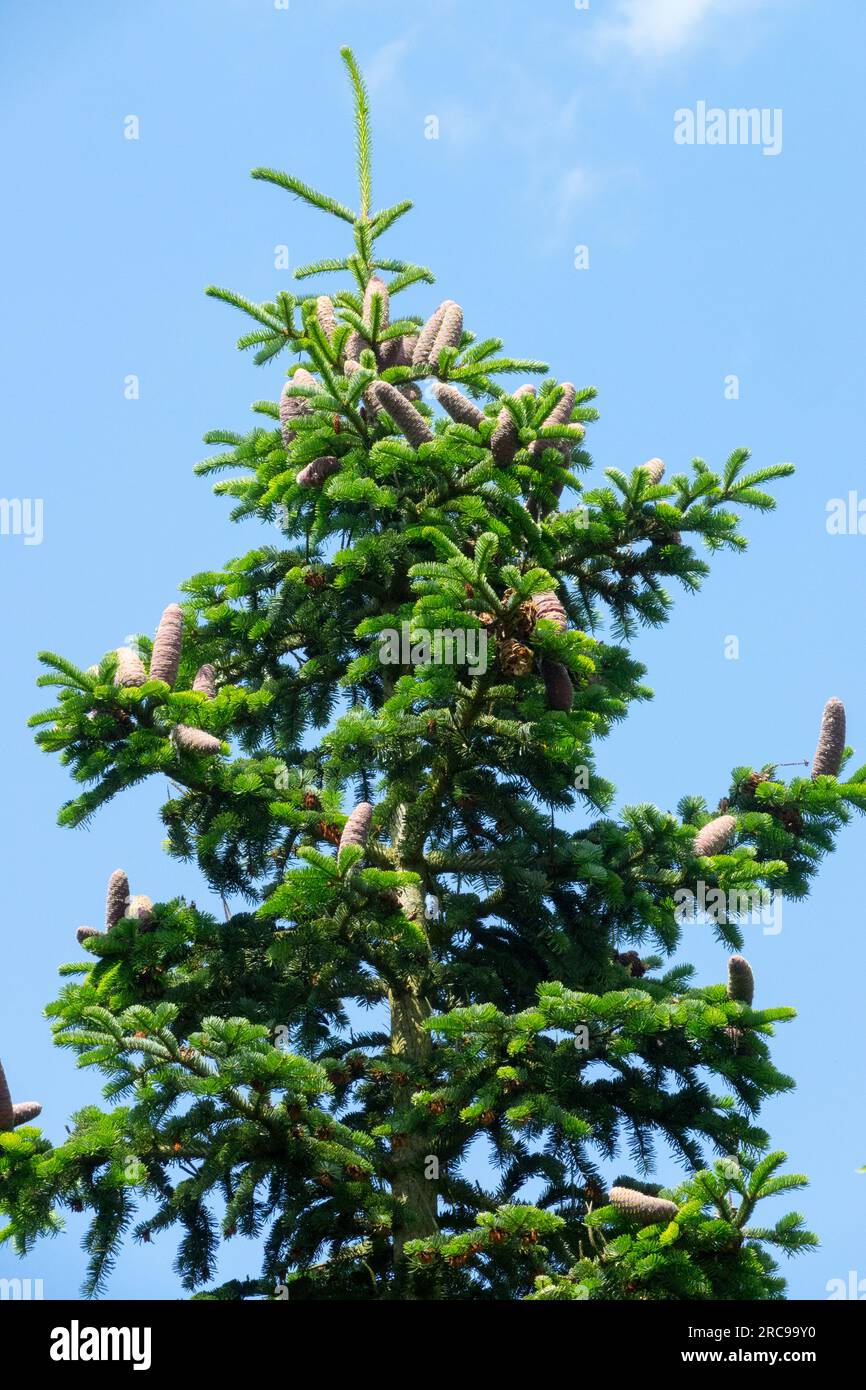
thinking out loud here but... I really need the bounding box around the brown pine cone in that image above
[11,1101,41,1127]
[296,455,341,487]
[490,384,536,465]
[106,869,130,930]
[149,604,184,686]
[498,638,534,677]
[542,659,573,711]
[530,590,568,632]
[412,302,452,366]
[127,894,155,932]
[529,382,576,460]
[432,382,484,429]
[490,409,519,465]
[693,814,737,857]
[315,295,337,342]
[338,801,373,854]
[608,1186,678,1225]
[279,368,315,449]
[192,664,216,699]
[172,725,222,756]
[740,770,770,796]
[0,1059,41,1132]
[614,949,647,978]
[371,382,433,448]
[429,302,463,362]
[344,330,369,362]
[114,647,147,688]
[812,697,846,779]
[727,954,754,1005]
[640,458,665,485]
[362,276,390,333]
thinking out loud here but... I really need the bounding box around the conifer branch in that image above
[251,167,356,225]
[340,47,373,220]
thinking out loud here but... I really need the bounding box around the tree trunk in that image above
[389,866,438,1280]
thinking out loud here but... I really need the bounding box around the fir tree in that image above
[4,49,863,1301]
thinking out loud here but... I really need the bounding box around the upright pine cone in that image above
[395,334,418,365]
[114,647,147,688]
[432,382,484,429]
[339,801,373,855]
[641,457,665,485]
[371,382,433,448]
[315,295,337,342]
[149,603,183,686]
[106,869,130,930]
[173,725,222,755]
[192,664,216,699]
[727,954,754,1006]
[296,456,341,487]
[490,409,518,465]
[429,302,463,362]
[530,590,568,632]
[0,1059,42,1132]
[542,659,573,711]
[812,697,846,779]
[693,814,736,857]
[128,894,155,932]
[382,335,421,395]
[279,368,315,449]
[608,1186,678,1226]
[490,384,536,465]
[76,925,102,944]
[530,382,577,459]
[362,275,390,333]
[376,336,401,370]
[344,330,370,362]
[412,301,452,366]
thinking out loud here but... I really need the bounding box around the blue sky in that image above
[1,0,865,1299]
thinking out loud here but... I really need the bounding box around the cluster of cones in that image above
[605,952,754,1221]
[692,698,847,858]
[283,279,460,478]
[3,872,164,1134]
[282,280,582,506]
[76,868,153,944]
[280,283,685,721]
[114,603,221,755]
[492,587,573,711]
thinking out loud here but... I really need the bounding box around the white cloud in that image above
[555,166,594,214]
[599,0,765,58]
[365,36,413,94]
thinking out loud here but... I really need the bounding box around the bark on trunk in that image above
[389,842,438,1279]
